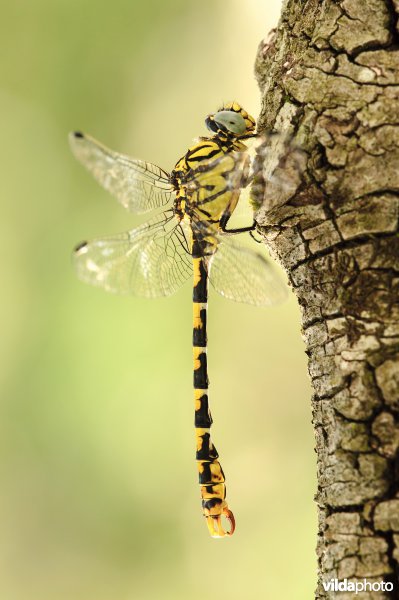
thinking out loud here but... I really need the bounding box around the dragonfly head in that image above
[206,102,256,139]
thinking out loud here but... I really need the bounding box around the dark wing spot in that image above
[74,240,88,252]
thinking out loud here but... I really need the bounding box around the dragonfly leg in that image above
[249,229,263,244]
[219,216,256,234]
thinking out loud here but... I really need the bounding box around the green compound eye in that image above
[213,110,247,135]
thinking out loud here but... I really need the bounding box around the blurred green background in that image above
[0,1,316,598]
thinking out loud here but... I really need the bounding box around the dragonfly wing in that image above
[73,210,192,297]
[206,233,288,307]
[69,132,175,214]
[246,132,307,212]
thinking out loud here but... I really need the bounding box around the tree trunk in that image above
[254,0,399,597]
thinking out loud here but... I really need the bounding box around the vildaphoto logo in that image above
[322,578,393,594]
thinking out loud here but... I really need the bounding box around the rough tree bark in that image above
[254,0,399,597]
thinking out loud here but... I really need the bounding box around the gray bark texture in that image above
[254,0,399,597]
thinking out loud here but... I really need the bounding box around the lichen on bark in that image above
[255,0,399,597]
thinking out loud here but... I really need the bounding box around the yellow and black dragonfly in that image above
[70,102,287,538]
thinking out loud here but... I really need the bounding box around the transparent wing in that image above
[69,132,175,214]
[73,210,192,297]
[247,132,307,212]
[206,232,288,307]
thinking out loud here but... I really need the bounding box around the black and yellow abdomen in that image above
[192,247,235,537]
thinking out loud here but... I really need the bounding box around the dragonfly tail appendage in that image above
[192,253,235,538]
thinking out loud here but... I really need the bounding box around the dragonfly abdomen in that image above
[192,249,235,537]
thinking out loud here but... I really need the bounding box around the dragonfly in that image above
[70,102,288,538]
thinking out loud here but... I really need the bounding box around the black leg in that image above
[249,229,263,244]
[220,215,256,234]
